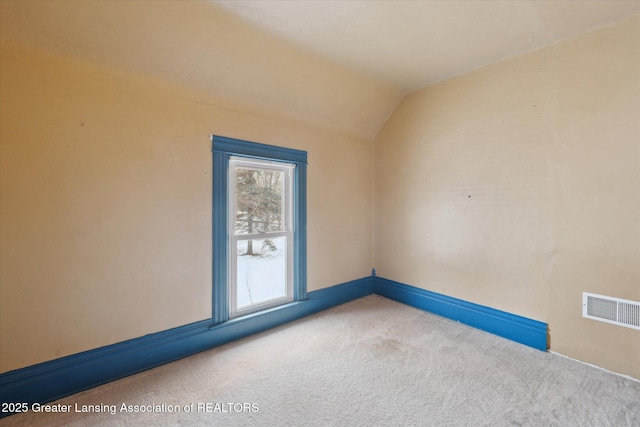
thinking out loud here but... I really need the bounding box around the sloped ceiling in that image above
[215,0,640,90]
[2,1,639,140]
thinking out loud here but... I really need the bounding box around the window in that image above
[212,136,307,323]
[229,158,294,316]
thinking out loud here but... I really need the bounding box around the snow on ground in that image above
[236,237,287,308]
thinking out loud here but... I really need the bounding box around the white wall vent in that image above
[583,293,640,331]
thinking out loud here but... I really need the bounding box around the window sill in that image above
[209,300,306,330]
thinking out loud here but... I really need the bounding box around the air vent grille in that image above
[583,293,640,330]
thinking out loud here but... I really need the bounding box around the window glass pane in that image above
[236,236,287,309]
[234,168,284,235]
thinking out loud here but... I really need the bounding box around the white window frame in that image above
[228,157,295,317]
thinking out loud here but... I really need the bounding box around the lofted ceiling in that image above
[213,0,640,90]
[2,1,639,140]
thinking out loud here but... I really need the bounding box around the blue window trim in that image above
[212,135,307,324]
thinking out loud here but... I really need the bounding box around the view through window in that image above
[229,158,294,315]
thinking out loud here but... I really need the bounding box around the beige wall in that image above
[0,40,374,373]
[374,16,639,378]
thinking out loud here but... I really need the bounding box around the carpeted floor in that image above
[4,295,640,426]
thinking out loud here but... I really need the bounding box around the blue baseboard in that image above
[0,276,373,417]
[1,274,548,418]
[374,277,548,351]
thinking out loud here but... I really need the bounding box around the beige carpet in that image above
[4,295,640,426]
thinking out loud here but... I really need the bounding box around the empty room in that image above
[1,1,638,425]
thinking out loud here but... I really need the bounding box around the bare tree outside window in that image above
[235,168,284,256]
